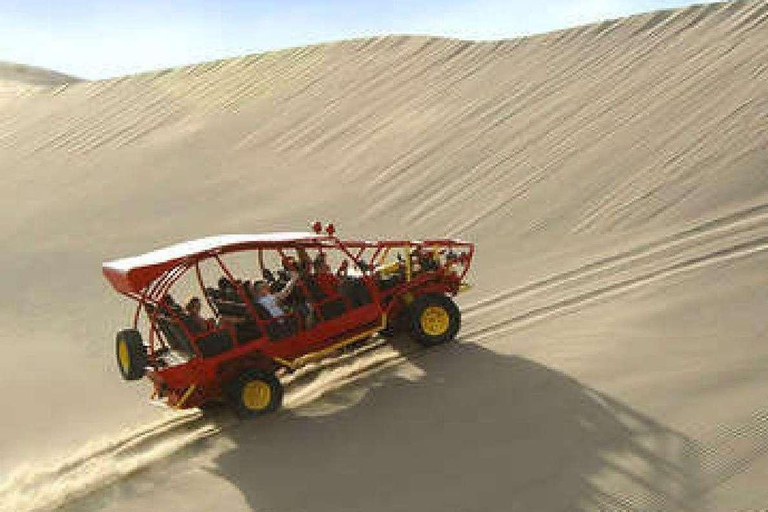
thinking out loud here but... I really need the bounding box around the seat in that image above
[249,299,298,341]
[319,297,346,321]
[303,277,327,303]
[195,330,234,358]
[340,278,372,307]
[378,275,401,291]
[180,314,205,335]
[214,299,247,317]
[155,316,195,355]
[235,321,263,343]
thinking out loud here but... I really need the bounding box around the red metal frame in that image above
[104,227,474,409]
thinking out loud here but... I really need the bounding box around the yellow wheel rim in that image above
[420,306,450,336]
[242,380,272,411]
[118,340,131,373]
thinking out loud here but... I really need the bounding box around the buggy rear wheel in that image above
[116,329,147,381]
[408,294,461,347]
[227,370,283,418]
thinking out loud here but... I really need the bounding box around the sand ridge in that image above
[0,62,79,109]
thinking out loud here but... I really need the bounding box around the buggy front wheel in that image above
[408,294,461,347]
[227,370,284,418]
[116,329,147,381]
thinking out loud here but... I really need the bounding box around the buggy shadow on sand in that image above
[205,341,706,512]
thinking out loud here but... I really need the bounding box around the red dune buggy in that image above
[102,222,474,417]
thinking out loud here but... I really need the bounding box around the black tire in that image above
[226,370,284,418]
[408,294,461,347]
[116,329,147,381]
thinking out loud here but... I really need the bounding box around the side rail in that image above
[336,239,474,290]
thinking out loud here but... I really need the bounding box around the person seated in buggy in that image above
[250,271,299,318]
[312,254,340,297]
[275,256,316,324]
[246,272,306,337]
[185,297,213,332]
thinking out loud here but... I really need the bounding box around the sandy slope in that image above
[0,62,79,109]
[0,62,78,86]
[1,0,768,510]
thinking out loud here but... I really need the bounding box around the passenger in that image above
[297,248,313,276]
[282,256,297,273]
[217,276,231,293]
[253,270,300,318]
[313,256,340,297]
[251,271,309,334]
[161,294,181,313]
[218,276,239,302]
[280,256,316,323]
[416,248,440,272]
[185,297,212,331]
[308,256,348,322]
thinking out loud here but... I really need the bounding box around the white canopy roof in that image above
[103,232,321,272]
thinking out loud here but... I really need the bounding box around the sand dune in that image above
[0,62,78,86]
[2,0,768,510]
[0,62,79,109]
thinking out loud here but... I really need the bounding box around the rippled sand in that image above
[2,1,768,510]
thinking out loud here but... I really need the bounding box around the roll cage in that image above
[103,227,474,375]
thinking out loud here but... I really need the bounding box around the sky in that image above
[0,0,720,80]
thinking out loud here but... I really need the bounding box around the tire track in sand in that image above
[0,340,396,512]
[464,200,768,317]
[464,233,768,342]
[0,412,220,512]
